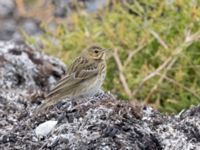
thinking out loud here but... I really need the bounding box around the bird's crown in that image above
[85,45,106,60]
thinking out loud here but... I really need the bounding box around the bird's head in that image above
[84,45,106,60]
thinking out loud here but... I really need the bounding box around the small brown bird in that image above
[35,45,107,114]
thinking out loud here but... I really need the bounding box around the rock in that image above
[52,0,70,18]
[0,41,65,93]
[22,19,42,36]
[0,41,66,147]
[0,41,200,150]
[0,0,108,41]
[0,0,16,18]
[35,120,58,137]
[84,0,108,12]
[0,19,17,41]
[0,2,42,41]
[0,18,42,41]
[54,6,67,18]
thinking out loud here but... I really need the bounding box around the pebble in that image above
[35,120,58,137]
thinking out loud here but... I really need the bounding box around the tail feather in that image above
[33,95,58,116]
[33,89,71,117]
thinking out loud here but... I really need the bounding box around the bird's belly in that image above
[78,75,104,97]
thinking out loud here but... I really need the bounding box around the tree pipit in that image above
[34,45,107,115]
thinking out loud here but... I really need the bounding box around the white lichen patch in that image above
[35,120,58,137]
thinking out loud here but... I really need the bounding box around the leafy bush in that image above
[25,0,200,113]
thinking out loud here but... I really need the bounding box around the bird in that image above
[34,45,107,115]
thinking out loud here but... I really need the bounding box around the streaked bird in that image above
[34,45,107,115]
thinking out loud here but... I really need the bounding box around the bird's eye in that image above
[94,50,99,53]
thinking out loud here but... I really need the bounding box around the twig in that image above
[124,43,146,66]
[132,30,200,99]
[158,73,200,100]
[113,48,132,98]
[132,56,172,97]
[143,30,200,103]
[144,56,177,103]
[149,30,169,50]
[16,0,26,16]
[185,30,200,44]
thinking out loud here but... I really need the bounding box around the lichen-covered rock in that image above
[0,41,66,145]
[0,41,65,91]
[0,41,200,150]
[0,0,15,18]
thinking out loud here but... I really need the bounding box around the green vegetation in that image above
[25,0,200,113]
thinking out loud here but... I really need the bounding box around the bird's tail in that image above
[33,95,58,117]
[32,89,71,117]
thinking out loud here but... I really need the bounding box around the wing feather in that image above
[46,57,99,99]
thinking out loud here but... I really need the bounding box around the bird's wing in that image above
[67,56,88,75]
[46,58,99,99]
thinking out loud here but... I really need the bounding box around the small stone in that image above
[0,0,15,18]
[35,120,58,137]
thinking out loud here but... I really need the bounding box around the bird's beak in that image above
[104,48,110,53]
[99,48,109,60]
[102,52,106,60]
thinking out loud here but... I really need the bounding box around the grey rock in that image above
[0,0,16,18]
[0,19,17,40]
[22,19,42,35]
